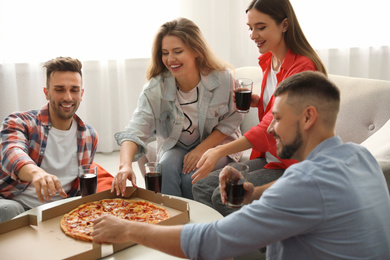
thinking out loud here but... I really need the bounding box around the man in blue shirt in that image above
[93,71,390,259]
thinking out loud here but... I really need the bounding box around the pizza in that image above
[60,199,170,242]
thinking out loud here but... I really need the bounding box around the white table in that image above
[19,196,223,259]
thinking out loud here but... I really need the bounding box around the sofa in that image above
[236,66,390,192]
[138,66,390,192]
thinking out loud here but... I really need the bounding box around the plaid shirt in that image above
[0,103,98,199]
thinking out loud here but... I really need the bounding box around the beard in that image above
[277,124,303,160]
[50,100,78,120]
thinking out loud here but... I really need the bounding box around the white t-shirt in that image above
[263,60,280,111]
[264,60,281,164]
[176,86,200,150]
[13,119,78,208]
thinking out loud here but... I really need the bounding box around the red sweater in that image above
[243,49,316,169]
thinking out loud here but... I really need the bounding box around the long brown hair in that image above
[247,0,327,75]
[146,17,231,80]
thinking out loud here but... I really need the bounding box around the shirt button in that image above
[368,124,375,131]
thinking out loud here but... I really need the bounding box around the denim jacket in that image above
[115,69,243,162]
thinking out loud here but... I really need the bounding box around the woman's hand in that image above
[250,93,260,108]
[182,147,204,174]
[192,147,221,183]
[111,165,137,197]
[233,91,260,108]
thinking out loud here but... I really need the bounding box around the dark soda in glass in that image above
[226,178,246,207]
[79,173,97,197]
[145,172,162,193]
[235,88,251,112]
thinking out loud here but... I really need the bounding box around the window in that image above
[292,0,388,49]
[0,0,179,63]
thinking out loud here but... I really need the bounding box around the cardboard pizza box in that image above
[0,187,190,260]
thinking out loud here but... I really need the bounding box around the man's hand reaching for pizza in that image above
[92,214,187,258]
[93,215,133,244]
[18,164,67,202]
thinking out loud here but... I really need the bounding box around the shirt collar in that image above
[258,49,298,72]
[306,136,343,161]
[162,71,219,101]
[37,103,51,127]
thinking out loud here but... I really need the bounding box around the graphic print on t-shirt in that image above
[182,113,195,135]
[177,86,200,150]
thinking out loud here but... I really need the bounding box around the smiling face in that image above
[44,71,84,130]
[247,8,288,55]
[268,94,304,161]
[161,35,199,82]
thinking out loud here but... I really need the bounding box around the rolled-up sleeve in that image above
[1,114,36,177]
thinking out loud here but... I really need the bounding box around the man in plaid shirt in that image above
[0,57,99,222]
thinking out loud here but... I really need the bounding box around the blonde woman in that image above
[112,18,243,199]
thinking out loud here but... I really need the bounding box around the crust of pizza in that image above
[60,199,170,242]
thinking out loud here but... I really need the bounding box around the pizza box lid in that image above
[0,187,190,260]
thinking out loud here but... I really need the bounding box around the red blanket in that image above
[93,163,114,192]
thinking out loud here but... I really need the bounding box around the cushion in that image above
[330,74,390,144]
[93,162,114,192]
[361,119,390,172]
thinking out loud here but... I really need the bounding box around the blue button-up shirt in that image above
[181,136,390,259]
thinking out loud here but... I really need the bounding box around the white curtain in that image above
[1,0,389,153]
[0,59,150,152]
[317,46,390,81]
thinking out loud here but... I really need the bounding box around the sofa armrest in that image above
[361,119,390,192]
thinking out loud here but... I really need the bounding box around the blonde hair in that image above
[146,17,231,80]
[247,0,327,75]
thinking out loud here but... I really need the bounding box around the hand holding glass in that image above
[224,163,249,208]
[78,164,97,197]
[234,78,253,113]
[144,162,162,193]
